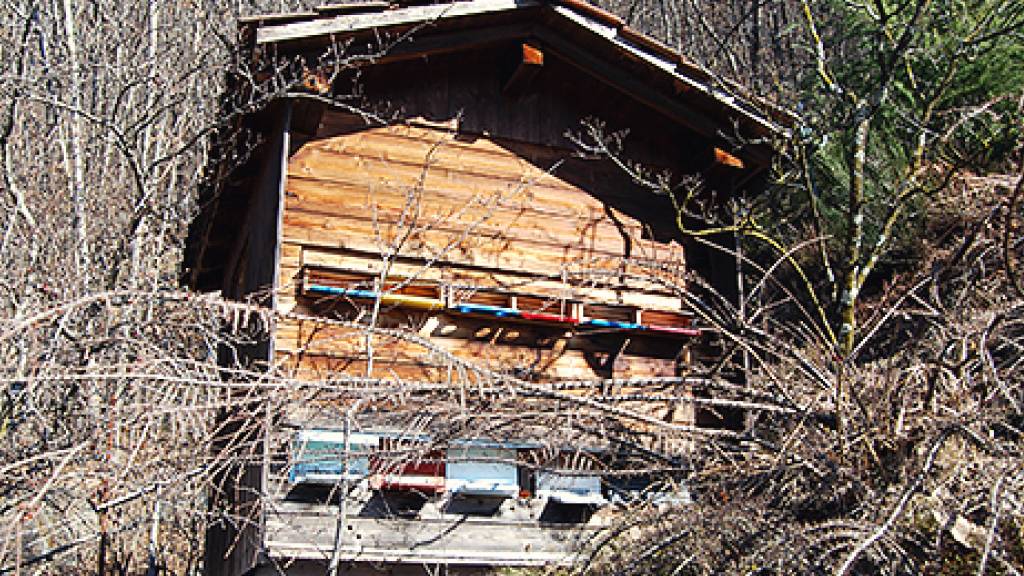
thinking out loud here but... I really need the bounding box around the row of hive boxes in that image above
[287,429,614,506]
[301,266,698,336]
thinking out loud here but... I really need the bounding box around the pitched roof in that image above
[245,0,788,143]
[182,0,789,292]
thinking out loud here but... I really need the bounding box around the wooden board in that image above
[280,120,685,300]
[274,118,694,431]
[295,245,685,302]
[284,128,680,267]
[274,318,685,385]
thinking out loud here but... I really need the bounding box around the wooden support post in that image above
[503,43,544,98]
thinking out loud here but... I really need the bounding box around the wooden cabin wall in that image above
[343,43,750,304]
[274,116,694,429]
[283,117,684,277]
[270,43,709,438]
[341,44,715,176]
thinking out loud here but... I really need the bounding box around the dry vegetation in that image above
[581,172,1024,575]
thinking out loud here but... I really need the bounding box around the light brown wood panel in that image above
[284,180,650,257]
[299,246,682,292]
[283,210,626,271]
[283,246,686,309]
[286,166,647,233]
[277,119,691,434]
[316,114,582,166]
[286,154,644,229]
[307,247,681,294]
[309,129,553,183]
[284,122,685,280]
[288,146,561,201]
[279,354,680,389]
[282,230,655,278]
[275,319,680,381]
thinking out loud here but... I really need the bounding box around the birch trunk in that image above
[61,0,89,286]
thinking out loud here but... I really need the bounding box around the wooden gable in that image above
[192,5,784,573]
[182,0,785,295]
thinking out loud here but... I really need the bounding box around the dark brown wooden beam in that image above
[282,21,533,73]
[553,0,624,28]
[533,28,774,167]
[290,96,327,137]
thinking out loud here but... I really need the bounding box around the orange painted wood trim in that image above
[522,43,544,66]
[713,147,745,169]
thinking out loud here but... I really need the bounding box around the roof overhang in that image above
[183,0,792,292]
[246,0,789,152]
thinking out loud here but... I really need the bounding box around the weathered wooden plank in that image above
[288,139,569,197]
[264,512,601,566]
[292,121,671,206]
[283,214,634,268]
[283,176,657,244]
[283,122,686,281]
[316,113,587,165]
[313,2,390,16]
[282,206,645,263]
[283,227,569,273]
[274,319,681,380]
[293,131,549,181]
[292,245,687,305]
[287,245,673,298]
[256,0,537,44]
[289,124,672,224]
[279,356,682,388]
[282,221,655,277]
[284,172,620,229]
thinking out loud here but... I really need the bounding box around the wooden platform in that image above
[264,496,609,567]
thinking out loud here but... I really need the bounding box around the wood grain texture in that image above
[283,119,683,281]
[274,116,693,429]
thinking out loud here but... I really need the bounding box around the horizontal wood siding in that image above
[275,116,691,429]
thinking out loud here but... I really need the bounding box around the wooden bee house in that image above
[182,1,782,574]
